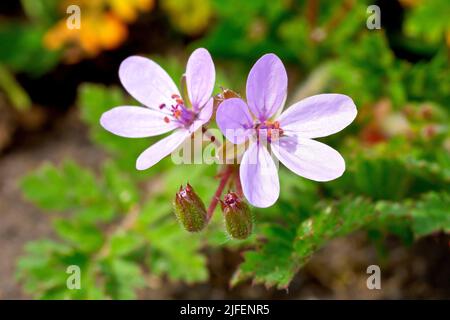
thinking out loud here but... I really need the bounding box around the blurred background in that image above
[0,0,448,299]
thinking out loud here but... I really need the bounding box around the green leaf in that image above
[410,192,450,236]
[102,162,140,212]
[53,220,104,253]
[21,161,103,212]
[0,23,60,75]
[231,223,298,289]
[16,240,102,299]
[102,259,145,299]
[233,197,376,289]
[109,232,144,258]
[146,219,208,283]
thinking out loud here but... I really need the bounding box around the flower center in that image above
[254,120,283,143]
[160,94,196,127]
[223,192,239,207]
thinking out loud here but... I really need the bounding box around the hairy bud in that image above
[221,192,252,239]
[214,88,241,109]
[173,184,207,232]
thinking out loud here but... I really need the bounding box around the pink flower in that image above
[216,54,357,208]
[100,48,215,170]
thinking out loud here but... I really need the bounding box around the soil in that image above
[0,110,104,299]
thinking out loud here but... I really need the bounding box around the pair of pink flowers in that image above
[100,48,357,208]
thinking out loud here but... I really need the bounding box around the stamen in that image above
[164,116,170,123]
[255,120,283,143]
[165,93,196,127]
[173,109,182,118]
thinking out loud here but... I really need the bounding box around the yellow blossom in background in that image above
[161,0,212,36]
[109,0,155,22]
[44,13,128,62]
[43,0,154,62]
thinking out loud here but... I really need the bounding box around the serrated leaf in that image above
[109,232,144,257]
[233,197,376,289]
[21,161,103,212]
[53,220,104,253]
[232,224,298,289]
[411,192,450,236]
[145,220,208,283]
[102,259,145,299]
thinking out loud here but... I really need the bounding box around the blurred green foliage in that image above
[13,0,450,298]
[0,0,61,75]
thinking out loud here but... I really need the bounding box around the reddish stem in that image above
[206,166,233,221]
[306,0,319,29]
[234,170,244,198]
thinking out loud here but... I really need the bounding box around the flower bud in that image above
[214,88,241,109]
[173,184,207,232]
[221,192,252,239]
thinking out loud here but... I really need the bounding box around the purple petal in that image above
[188,97,214,133]
[100,106,178,138]
[240,142,279,208]
[277,94,357,138]
[216,98,254,144]
[119,56,179,112]
[136,129,189,170]
[246,53,287,121]
[272,135,345,182]
[186,48,215,109]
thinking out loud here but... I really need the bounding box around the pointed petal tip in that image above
[118,55,147,79]
[191,47,211,56]
[99,110,115,133]
[135,151,154,171]
[99,112,107,128]
[248,196,278,208]
[135,161,148,171]
[259,52,282,62]
[98,106,178,138]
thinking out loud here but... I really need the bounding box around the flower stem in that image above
[234,170,244,198]
[306,0,319,29]
[206,166,233,221]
